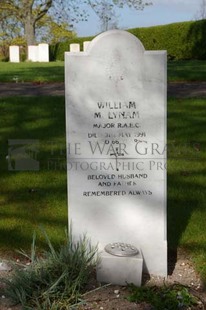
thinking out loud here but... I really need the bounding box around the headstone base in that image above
[96,250,143,286]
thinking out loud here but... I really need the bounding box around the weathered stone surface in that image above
[65,30,167,279]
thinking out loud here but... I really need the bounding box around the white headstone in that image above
[83,41,91,51]
[28,45,38,62]
[65,30,167,280]
[9,45,20,63]
[70,44,80,52]
[38,43,49,62]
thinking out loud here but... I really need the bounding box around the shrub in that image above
[2,228,98,309]
[128,283,199,309]
[50,36,94,61]
[50,20,206,61]
[128,19,206,60]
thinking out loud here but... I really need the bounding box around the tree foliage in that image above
[89,0,119,31]
[0,0,152,47]
[0,0,53,45]
[89,0,152,31]
[36,15,76,44]
[195,0,206,19]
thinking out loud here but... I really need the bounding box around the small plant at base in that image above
[127,283,199,309]
[2,227,98,309]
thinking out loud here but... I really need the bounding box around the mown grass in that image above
[0,96,206,282]
[0,62,64,83]
[168,60,206,82]
[0,96,67,249]
[167,98,206,281]
[0,60,205,82]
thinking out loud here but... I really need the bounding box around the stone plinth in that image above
[97,250,143,286]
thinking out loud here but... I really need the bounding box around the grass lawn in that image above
[0,97,67,249]
[0,60,205,82]
[167,98,206,281]
[0,62,64,83]
[168,60,206,82]
[0,96,206,282]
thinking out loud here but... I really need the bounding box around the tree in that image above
[36,15,76,44]
[0,0,53,45]
[89,0,119,31]
[0,7,24,60]
[0,0,152,46]
[89,0,152,31]
[0,9,22,41]
[195,0,206,19]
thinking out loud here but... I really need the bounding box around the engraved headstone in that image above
[65,30,167,282]
[9,45,20,63]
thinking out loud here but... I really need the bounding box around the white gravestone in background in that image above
[38,43,49,62]
[70,44,80,52]
[28,45,39,62]
[65,30,167,279]
[9,46,20,63]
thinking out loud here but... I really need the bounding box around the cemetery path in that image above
[0,82,64,97]
[168,81,206,98]
[0,81,206,98]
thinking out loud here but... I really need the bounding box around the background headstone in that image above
[9,45,20,63]
[28,45,38,62]
[65,30,167,278]
[83,41,91,51]
[70,44,80,52]
[38,43,49,62]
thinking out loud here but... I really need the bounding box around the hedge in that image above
[50,20,206,61]
[128,19,206,60]
[49,36,94,61]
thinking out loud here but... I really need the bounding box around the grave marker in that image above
[65,30,167,284]
[28,45,38,62]
[83,41,91,51]
[70,44,80,52]
[28,44,49,62]
[38,43,49,62]
[9,46,20,63]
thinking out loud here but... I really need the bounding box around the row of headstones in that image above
[9,41,91,63]
[70,41,91,52]
[9,43,49,63]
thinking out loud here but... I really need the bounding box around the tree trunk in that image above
[25,14,36,46]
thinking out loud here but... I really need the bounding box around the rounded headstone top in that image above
[86,29,145,56]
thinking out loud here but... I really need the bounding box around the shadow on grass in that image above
[0,96,67,249]
[167,60,206,82]
[167,98,206,274]
[0,63,64,83]
[0,96,206,281]
[167,175,206,276]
